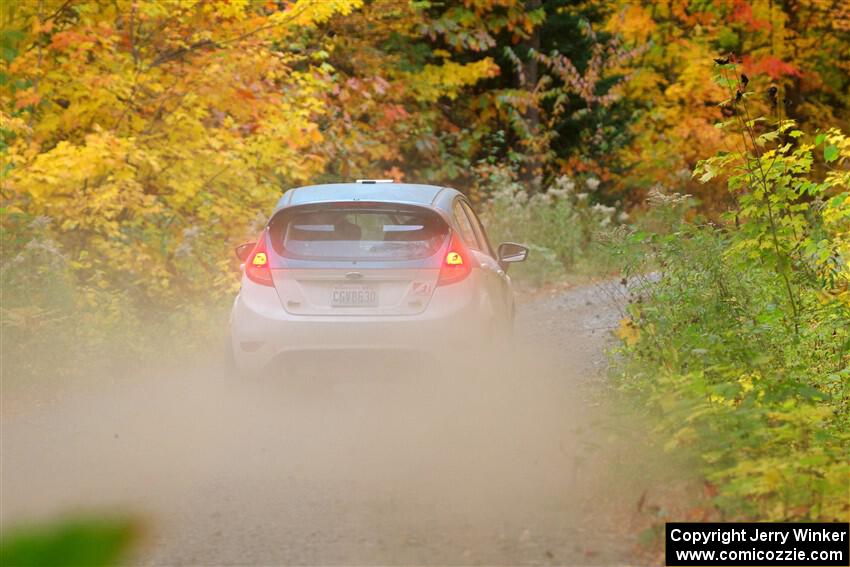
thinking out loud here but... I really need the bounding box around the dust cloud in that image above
[1,284,689,565]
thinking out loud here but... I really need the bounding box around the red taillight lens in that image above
[245,231,274,287]
[437,233,472,286]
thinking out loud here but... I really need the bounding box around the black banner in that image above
[666,523,849,566]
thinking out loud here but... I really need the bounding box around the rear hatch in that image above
[267,202,449,316]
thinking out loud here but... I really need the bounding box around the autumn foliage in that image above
[3,0,848,304]
[1,0,848,532]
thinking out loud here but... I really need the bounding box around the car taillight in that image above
[246,231,274,287]
[437,232,472,286]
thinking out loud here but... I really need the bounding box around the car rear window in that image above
[269,204,449,260]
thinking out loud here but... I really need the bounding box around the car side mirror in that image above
[497,242,529,270]
[235,242,256,262]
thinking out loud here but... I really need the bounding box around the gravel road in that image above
[1,282,677,565]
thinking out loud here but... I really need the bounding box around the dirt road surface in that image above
[1,283,684,565]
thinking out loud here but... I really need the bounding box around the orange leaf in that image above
[383,166,405,182]
[15,89,41,109]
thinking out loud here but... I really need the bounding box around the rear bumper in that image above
[230,279,486,372]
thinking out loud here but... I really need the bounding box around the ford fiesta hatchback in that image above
[228,181,528,373]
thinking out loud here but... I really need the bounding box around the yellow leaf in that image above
[616,317,640,346]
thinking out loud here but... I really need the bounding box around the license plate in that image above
[331,285,378,307]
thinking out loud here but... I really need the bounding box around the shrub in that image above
[0,212,227,387]
[612,66,850,522]
[476,164,625,286]
[617,222,849,520]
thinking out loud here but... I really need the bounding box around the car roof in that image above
[274,183,462,212]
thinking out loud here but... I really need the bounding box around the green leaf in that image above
[824,144,839,162]
[698,163,717,183]
[0,517,136,567]
[713,74,738,89]
[757,131,779,145]
[796,384,828,401]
